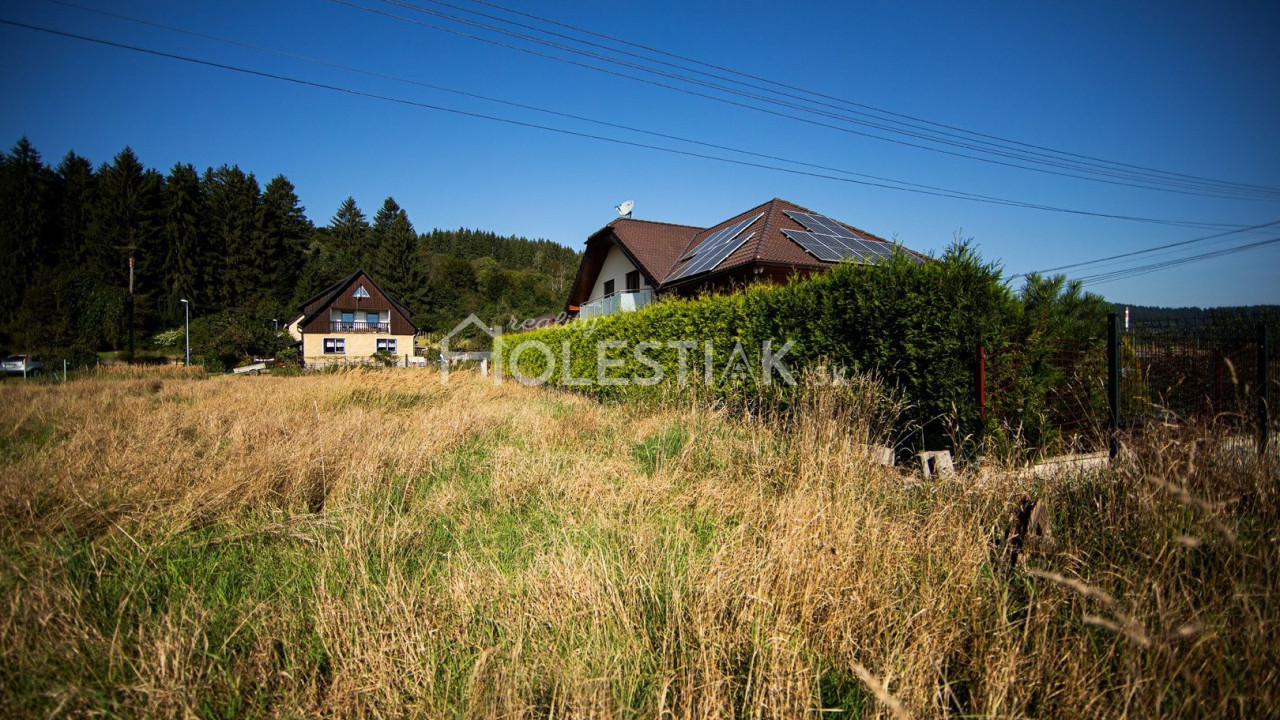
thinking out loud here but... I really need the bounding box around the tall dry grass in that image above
[0,367,1275,718]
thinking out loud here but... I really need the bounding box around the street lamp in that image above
[179,299,190,366]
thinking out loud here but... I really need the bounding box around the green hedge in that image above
[496,244,1021,449]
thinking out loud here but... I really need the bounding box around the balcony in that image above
[579,288,654,319]
[329,320,391,333]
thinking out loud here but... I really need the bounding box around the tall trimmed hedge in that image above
[496,244,1017,449]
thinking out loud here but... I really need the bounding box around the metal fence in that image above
[979,314,1275,456]
[980,337,1109,451]
[1117,317,1275,442]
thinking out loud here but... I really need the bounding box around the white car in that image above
[2,354,43,377]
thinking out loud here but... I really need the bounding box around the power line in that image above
[331,0,1280,201]
[51,0,1261,230]
[0,16,1250,231]
[1013,219,1280,279]
[447,0,1280,200]
[1078,235,1280,285]
[355,0,1277,200]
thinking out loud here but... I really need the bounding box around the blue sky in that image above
[2,0,1278,307]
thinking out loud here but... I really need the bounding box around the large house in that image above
[287,268,418,367]
[566,198,923,317]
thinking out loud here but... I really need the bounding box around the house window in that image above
[352,284,370,299]
[376,338,397,353]
[603,279,615,297]
[625,270,641,291]
[366,311,379,325]
[323,338,345,354]
[340,312,355,329]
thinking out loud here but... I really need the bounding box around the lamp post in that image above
[271,318,279,333]
[180,299,190,367]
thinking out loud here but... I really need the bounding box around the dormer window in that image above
[352,285,370,299]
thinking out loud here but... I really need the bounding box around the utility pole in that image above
[127,254,135,362]
[115,244,138,363]
[180,299,190,367]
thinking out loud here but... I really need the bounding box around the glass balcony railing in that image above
[578,288,654,318]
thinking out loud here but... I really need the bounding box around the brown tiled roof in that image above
[608,218,703,281]
[574,198,921,303]
[661,198,907,287]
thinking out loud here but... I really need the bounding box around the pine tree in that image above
[161,163,204,323]
[0,137,54,325]
[202,165,262,309]
[259,175,313,308]
[85,147,162,353]
[371,196,425,311]
[53,151,96,267]
[86,147,162,285]
[328,196,371,271]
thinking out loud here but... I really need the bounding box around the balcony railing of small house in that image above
[330,321,391,333]
[578,288,654,318]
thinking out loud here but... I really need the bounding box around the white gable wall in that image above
[588,244,651,303]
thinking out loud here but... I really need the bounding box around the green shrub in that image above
[498,243,1019,450]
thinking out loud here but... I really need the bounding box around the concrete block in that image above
[918,450,954,479]
[858,444,895,466]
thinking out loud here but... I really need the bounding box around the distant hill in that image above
[1112,304,1280,324]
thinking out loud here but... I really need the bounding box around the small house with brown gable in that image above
[287,269,417,367]
[566,198,924,318]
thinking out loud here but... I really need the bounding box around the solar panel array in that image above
[668,212,764,281]
[782,211,919,264]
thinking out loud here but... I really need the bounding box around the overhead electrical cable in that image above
[325,0,1280,200]
[0,16,1249,231]
[1077,235,1280,285]
[1013,218,1280,279]
[349,0,1274,200]
[449,0,1280,200]
[45,0,1114,206]
[410,0,1277,199]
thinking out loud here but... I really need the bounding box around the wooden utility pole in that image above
[115,244,138,363]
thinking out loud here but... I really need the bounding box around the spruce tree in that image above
[202,165,261,309]
[86,147,162,354]
[161,163,204,323]
[329,196,372,271]
[259,175,313,307]
[0,137,54,325]
[371,196,424,311]
[53,151,96,268]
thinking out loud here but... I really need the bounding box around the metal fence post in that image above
[1260,321,1271,457]
[1108,313,1121,460]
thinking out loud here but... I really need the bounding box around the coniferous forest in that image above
[0,138,580,366]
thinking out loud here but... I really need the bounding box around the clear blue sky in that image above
[2,0,1278,307]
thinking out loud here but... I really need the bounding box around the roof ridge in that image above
[751,198,782,260]
[614,217,706,230]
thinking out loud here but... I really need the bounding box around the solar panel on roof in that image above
[668,213,764,281]
[783,210,920,265]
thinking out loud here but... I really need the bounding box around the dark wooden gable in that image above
[298,269,417,335]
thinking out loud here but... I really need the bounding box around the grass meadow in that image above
[0,368,1276,718]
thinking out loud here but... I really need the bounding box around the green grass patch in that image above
[631,423,689,476]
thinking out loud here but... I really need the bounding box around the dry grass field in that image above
[0,368,1276,718]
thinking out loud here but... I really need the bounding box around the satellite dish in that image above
[615,200,634,218]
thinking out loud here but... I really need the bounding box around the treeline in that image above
[0,137,579,361]
[1114,303,1280,325]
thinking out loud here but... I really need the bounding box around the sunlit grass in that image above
[0,367,1275,718]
